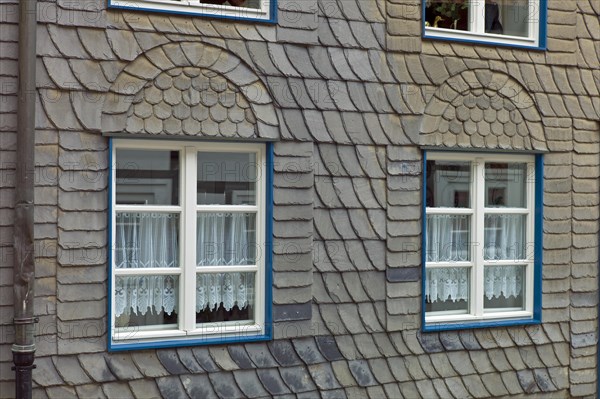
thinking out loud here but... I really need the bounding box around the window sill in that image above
[422,316,540,333]
[108,0,276,23]
[109,326,271,351]
[423,27,544,50]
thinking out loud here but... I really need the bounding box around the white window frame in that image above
[109,0,275,22]
[425,152,536,325]
[424,0,542,48]
[110,139,267,345]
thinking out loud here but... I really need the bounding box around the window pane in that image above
[426,161,471,208]
[484,214,526,260]
[486,0,529,37]
[427,214,471,262]
[425,267,470,313]
[197,213,256,266]
[114,275,179,328]
[484,265,525,311]
[425,1,470,31]
[116,149,179,205]
[197,152,257,205]
[115,212,179,269]
[196,272,255,324]
[485,162,527,207]
[202,0,262,10]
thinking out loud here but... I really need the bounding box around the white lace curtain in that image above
[484,214,526,260]
[115,213,179,317]
[426,214,470,262]
[114,212,255,318]
[196,213,255,312]
[426,213,525,302]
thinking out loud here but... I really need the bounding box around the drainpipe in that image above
[13,0,38,398]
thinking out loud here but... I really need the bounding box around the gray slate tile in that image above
[233,370,270,398]
[308,363,342,390]
[257,369,292,395]
[192,347,221,372]
[348,360,377,387]
[180,374,217,399]
[176,348,205,373]
[280,365,318,393]
[156,376,190,399]
[293,337,327,365]
[105,354,143,380]
[227,346,254,369]
[77,354,116,383]
[32,357,65,387]
[101,382,134,399]
[52,356,91,385]
[157,349,189,375]
[517,369,540,394]
[315,336,345,362]
[244,343,279,368]
[268,340,303,367]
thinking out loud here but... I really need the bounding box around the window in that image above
[108,0,276,23]
[109,139,271,349]
[423,152,542,330]
[423,0,546,49]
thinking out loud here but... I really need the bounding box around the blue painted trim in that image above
[110,333,271,352]
[422,34,545,50]
[423,318,541,333]
[108,141,274,351]
[421,151,428,331]
[422,0,547,51]
[264,142,274,340]
[533,154,544,322]
[538,0,548,49]
[107,0,277,24]
[421,151,543,332]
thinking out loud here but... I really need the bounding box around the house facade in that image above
[0,0,599,397]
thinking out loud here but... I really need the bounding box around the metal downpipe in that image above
[13,0,38,398]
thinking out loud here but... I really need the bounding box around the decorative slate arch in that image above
[101,42,279,140]
[420,69,547,151]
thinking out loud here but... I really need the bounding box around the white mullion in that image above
[425,207,474,215]
[183,146,197,332]
[483,208,529,214]
[426,261,473,269]
[115,205,182,213]
[196,205,258,213]
[525,161,536,313]
[114,268,182,276]
[254,145,265,331]
[474,159,485,317]
[196,265,258,274]
[471,0,485,33]
[111,143,117,334]
[527,0,538,41]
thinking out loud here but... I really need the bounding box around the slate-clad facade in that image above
[0,0,598,397]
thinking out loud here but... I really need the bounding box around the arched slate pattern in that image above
[420,70,548,151]
[101,42,279,140]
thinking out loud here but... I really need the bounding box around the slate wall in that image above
[0,0,598,397]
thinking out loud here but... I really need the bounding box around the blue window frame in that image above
[108,0,277,23]
[422,151,543,332]
[423,0,547,50]
[108,138,273,351]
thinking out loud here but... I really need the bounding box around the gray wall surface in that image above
[0,0,598,397]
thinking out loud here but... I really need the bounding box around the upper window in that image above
[108,0,276,23]
[423,0,546,49]
[110,139,271,349]
[423,152,542,330]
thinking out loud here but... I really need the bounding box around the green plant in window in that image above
[427,0,468,30]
